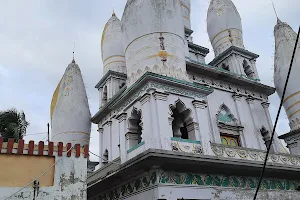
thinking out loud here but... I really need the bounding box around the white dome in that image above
[181,0,191,30]
[51,59,91,146]
[101,13,126,74]
[121,0,187,85]
[274,19,300,131]
[207,0,244,56]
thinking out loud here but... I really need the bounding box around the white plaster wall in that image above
[102,123,112,161]
[111,118,120,160]
[1,154,87,200]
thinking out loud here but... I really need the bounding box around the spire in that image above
[207,0,244,56]
[72,42,76,63]
[112,7,115,16]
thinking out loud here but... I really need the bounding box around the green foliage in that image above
[0,108,29,142]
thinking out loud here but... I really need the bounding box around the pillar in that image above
[192,100,213,155]
[117,113,127,163]
[107,121,112,161]
[98,127,104,164]
[246,96,264,149]
[153,91,172,150]
[140,93,160,149]
[232,93,248,147]
[261,102,280,152]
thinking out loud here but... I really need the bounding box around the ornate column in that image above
[246,96,264,149]
[232,93,248,147]
[106,121,113,161]
[117,113,127,163]
[192,100,213,155]
[153,91,171,150]
[98,127,104,164]
[107,77,112,101]
[140,93,160,149]
[261,102,280,152]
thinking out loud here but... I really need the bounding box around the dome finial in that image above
[72,42,75,63]
[271,0,279,20]
[112,6,115,16]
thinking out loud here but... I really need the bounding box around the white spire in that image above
[274,20,300,131]
[101,12,126,74]
[207,0,245,56]
[50,59,91,146]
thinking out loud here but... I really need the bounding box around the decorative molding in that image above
[98,128,104,134]
[171,137,203,154]
[192,100,207,109]
[210,143,300,167]
[246,96,255,104]
[232,93,243,101]
[189,73,267,101]
[159,170,300,191]
[153,91,169,101]
[261,102,270,109]
[125,133,140,140]
[186,122,199,132]
[168,117,174,125]
[116,113,127,123]
[95,171,157,200]
[139,93,151,105]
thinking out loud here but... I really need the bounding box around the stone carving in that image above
[158,170,300,191]
[171,140,203,154]
[96,171,157,200]
[211,143,300,167]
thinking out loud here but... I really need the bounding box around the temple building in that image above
[50,0,300,199]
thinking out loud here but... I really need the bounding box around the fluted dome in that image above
[274,19,300,131]
[121,0,187,85]
[51,59,91,146]
[181,0,191,30]
[207,0,244,56]
[101,13,126,74]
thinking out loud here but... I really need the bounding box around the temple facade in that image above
[51,0,300,199]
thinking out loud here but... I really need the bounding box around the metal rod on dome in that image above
[253,26,300,200]
[47,123,50,144]
[270,0,278,19]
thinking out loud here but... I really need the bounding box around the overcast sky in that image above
[0,0,299,161]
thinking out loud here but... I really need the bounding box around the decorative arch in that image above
[216,104,243,147]
[169,99,196,140]
[243,60,255,78]
[127,107,143,148]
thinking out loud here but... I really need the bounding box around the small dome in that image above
[274,19,300,131]
[207,0,244,56]
[101,13,126,74]
[51,59,91,146]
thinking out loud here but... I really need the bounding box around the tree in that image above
[0,108,29,142]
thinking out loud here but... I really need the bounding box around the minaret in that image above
[207,0,259,80]
[121,0,188,86]
[207,0,245,57]
[50,58,91,146]
[275,19,300,155]
[101,12,126,74]
[181,0,191,30]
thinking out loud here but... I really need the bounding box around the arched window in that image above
[243,60,255,78]
[170,100,195,140]
[102,149,108,164]
[221,63,230,71]
[102,86,108,105]
[216,104,243,147]
[127,108,143,148]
